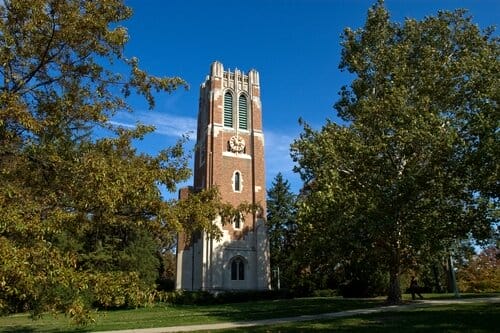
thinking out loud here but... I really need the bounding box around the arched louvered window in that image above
[224,92,233,127]
[238,94,248,130]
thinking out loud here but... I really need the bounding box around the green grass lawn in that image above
[0,294,498,332]
[0,297,385,332]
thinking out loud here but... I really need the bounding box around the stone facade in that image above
[176,61,271,291]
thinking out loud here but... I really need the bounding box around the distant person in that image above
[410,276,424,300]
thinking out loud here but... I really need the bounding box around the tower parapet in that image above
[210,60,224,78]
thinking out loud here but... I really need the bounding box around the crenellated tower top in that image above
[205,61,260,93]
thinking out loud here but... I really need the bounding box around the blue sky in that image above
[112,0,499,198]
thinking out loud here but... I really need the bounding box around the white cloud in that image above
[108,120,136,129]
[110,110,197,137]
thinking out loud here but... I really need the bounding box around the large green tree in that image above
[291,1,498,303]
[266,173,297,290]
[0,0,227,322]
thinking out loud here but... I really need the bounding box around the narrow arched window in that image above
[238,94,248,130]
[224,92,233,127]
[234,214,242,229]
[234,171,241,192]
[231,257,245,280]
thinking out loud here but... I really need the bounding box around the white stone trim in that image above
[222,151,252,159]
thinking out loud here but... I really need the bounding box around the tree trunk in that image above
[386,246,402,304]
[388,275,402,304]
[432,263,443,293]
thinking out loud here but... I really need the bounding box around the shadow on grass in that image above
[415,292,499,300]
[194,298,385,322]
[1,327,37,333]
[0,325,90,333]
[213,302,500,332]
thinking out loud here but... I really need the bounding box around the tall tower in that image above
[176,61,270,291]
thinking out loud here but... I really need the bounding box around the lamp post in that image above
[448,249,460,298]
[273,266,281,290]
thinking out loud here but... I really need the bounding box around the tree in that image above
[266,173,297,290]
[291,1,498,303]
[0,0,223,322]
[457,246,500,292]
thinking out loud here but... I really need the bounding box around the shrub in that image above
[155,289,293,305]
[312,289,338,297]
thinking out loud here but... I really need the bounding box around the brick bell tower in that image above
[176,61,271,291]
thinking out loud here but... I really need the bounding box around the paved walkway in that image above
[94,297,500,333]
